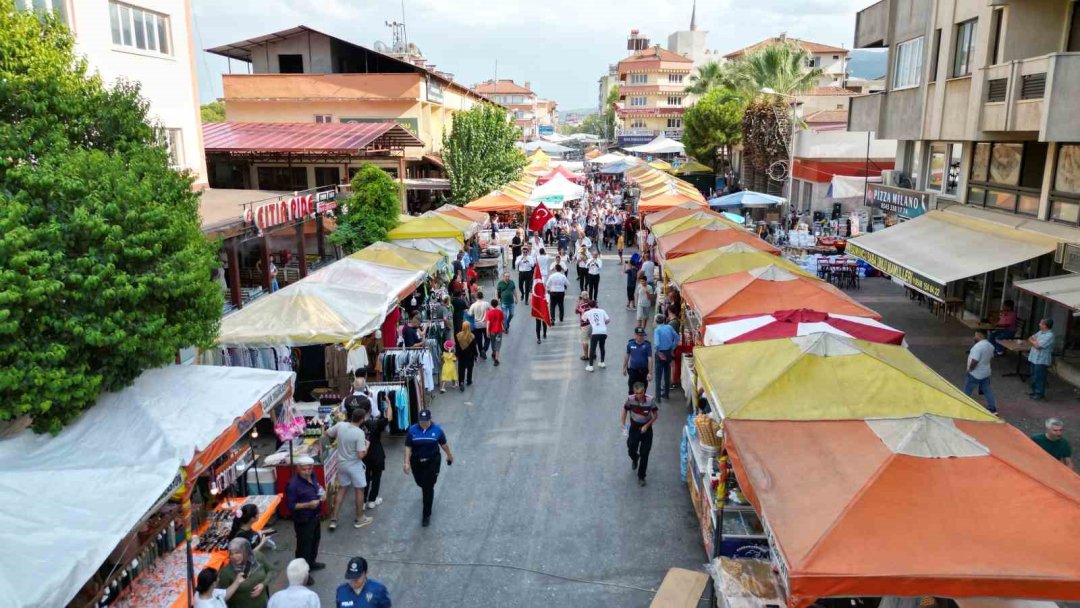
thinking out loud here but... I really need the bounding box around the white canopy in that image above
[541,133,572,143]
[625,134,685,155]
[0,365,295,608]
[517,140,573,154]
[529,174,585,202]
[1015,273,1080,310]
[829,174,881,199]
[569,133,603,143]
[386,237,463,256]
[589,152,627,165]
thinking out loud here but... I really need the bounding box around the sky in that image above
[191,0,874,111]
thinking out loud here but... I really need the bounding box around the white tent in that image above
[516,140,574,154]
[0,365,295,608]
[625,134,685,155]
[529,174,585,202]
[541,133,572,143]
[569,133,603,143]
[386,237,463,257]
[588,152,627,165]
[551,160,585,172]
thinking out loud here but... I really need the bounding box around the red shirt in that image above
[486,307,505,334]
[466,267,478,283]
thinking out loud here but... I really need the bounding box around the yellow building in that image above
[615,45,693,147]
[205,26,492,209]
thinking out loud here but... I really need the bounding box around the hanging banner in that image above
[846,240,946,299]
[864,183,932,219]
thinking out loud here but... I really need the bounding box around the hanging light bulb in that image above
[209,481,219,496]
[250,428,259,439]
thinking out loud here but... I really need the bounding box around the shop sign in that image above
[426,75,444,104]
[864,183,932,219]
[244,194,315,232]
[1063,243,1080,274]
[341,117,420,136]
[847,240,945,299]
[315,189,338,213]
[538,124,554,135]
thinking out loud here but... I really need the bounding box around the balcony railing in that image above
[854,0,888,49]
[978,53,1080,139]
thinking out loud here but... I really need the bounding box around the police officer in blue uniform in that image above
[403,409,454,527]
[335,556,391,608]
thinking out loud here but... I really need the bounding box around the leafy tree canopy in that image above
[442,104,525,204]
[682,89,745,171]
[201,101,225,123]
[0,1,222,433]
[328,164,401,252]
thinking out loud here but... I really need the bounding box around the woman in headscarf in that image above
[454,320,477,392]
[216,538,272,608]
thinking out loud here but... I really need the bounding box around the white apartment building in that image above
[725,35,850,89]
[17,0,207,187]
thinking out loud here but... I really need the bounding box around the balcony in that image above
[854,0,888,49]
[848,93,882,132]
[979,53,1080,141]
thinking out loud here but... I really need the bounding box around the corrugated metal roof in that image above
[202,121,423,154]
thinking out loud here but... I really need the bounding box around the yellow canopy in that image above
[387,214,467,242]
[420,210,478,238]
[648,159,673,171]
[693,333,999,422]
[643,202,714,228]
[585,148,602,160]
[348,242,445,276]
[651,214,737,238]
[527,149,550,167]
[398,214,415,223]
[673,160,714,175]
[665,245,812,286]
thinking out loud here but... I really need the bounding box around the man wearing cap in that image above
[403,409,454,527]
[621,382,658,487]
[285,456,326,581]
[622,328,653,395]
[336,557,391,608]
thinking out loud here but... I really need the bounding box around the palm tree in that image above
[730,40,824,97]
[685,61,732,95]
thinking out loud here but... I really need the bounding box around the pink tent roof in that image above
[704,309,905,345]
[538,165,583,184]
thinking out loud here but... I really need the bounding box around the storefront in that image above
[863,182,931,230]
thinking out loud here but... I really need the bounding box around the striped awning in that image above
[202,121,423,154]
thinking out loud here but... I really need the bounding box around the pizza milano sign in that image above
[864,184,932,219]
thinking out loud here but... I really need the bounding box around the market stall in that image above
[650,213,740,239]
[537,165,583,184]
[664,244,812,288]
[0,365,294,608]
[703,309,905,346]
[680,265,880,328]
[386,214,469,255]
[430,203,491,227]
[707,191,786,209]
[419,210,480,239]
[464,190,527,214]
[348,241,446,277]
[529,174,585,203]
[656,225,782,262]
[643,202,722,229]
[723,415,1080,607]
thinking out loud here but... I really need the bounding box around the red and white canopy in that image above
[703,309,905,346]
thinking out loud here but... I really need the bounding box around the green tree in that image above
[0,0,222,433]
[442,104,525,204]
[201,101,226,123]
[602,85,619,142]
[685,61,734,95]
[730,41,824,97]
[328,164,401,252]
[682,89,745,171]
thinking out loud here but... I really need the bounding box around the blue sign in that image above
[618,134,654,146]
[539,125,555,135]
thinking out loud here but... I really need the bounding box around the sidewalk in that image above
[851,277,1077,471]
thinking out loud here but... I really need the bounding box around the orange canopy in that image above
[464,190,526,213]
[537,165,583,184]
[638,193,708,213]
[644,204,722,228]
[725,416,1080,608]
[431,203,490,224]
[657,224,781,261]
[681,265,880,324]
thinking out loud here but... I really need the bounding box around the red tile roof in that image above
[202,121,424,154]
[474,80,535,95]
[725,36,849,59]
[803,86,860,96]
[804,109,849,124]
[620,45,693,64]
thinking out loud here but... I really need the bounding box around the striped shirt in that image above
[623,395,658,425]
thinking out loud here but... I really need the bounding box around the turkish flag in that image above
[530,265,550,325]
[528,203,553,233]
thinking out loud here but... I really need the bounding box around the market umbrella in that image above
[464,190,526,213]
[656,224,781,262]
[643,202,719,228]
[680,265,879,325]
[693,333,994,420]
[650,212,740,238]
[723,415,1080,607]
[387,214,469,243]
[348,242,445,277]
[664,245,812,287]
[703,309,904,346]
[708,190,786,208]
[431,203,490,225]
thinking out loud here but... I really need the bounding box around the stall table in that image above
[1001,339,1032,381]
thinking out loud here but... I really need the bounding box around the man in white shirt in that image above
[469,292,493,360]
[535,248,552,284]
[641,255,656,288]
[586,250,603,302]
[963,329,998,414]
[546,265,570,323]
[515,247,536,300]
[583,302,611,372]
[267,559,320,608]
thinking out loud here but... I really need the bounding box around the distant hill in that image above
[561,107,599,118]
[848,49,888,80]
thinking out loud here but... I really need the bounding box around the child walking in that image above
[617,233,625,264]
[440,340,458,393]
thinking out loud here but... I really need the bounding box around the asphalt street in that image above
[271,247,705,607]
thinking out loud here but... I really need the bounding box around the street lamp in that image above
[760,87,798,208]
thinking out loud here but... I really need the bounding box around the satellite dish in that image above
[373,41,390,53]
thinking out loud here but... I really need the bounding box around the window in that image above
[630,74,648,84]
[926,142,964,197]
[314,115,332,123]
[159,128,184,168]
[1070,1,1080,53]
[892,37,924,89]
[946,144,962,196]
[17,0,67,24]
[278,54,304,74]
[512,95,525,104]
[258,167,308,191]
[109,2,170,55]
[927,143,947,191]
[929,29,942,82]
[630,120,647,128]
[832,55,840,60]
[989,9,1004,66]
[314,167,340,187]
[667,74,683,84]
[807,57,818,68]
[630,97,647,107]
[801,180,813,210]
[952,19,977,77]
[968,142,1046,216]
[667,96,682,106]
[667,118,682,129]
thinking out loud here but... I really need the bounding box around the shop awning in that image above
[465,190,526,213]
[387,214,469,243]
[651,212,738,238]
[0,365,294,608]
[203,121,423,154]
[419,210,479,238]
[1014,273,1080,310]
[846,211,1059,300]
[724,416,1080,607]
[403,178,451,191]
[693,333,992,420]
